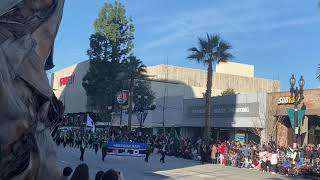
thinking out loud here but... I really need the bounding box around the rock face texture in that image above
[0,0,65,179]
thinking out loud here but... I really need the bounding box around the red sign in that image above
[59,74,75,87]
[116,90,129,105]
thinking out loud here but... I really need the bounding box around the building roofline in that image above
[53,60,280,82]
[217,61,254,67]
[54,60,89,73]
[149,64,207,73]
[149,64,279,82]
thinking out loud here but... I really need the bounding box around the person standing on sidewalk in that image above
[94,138,99,155]
[80,139,86,161]
[63,133,67,148]
[160,144,166,164]
[211,144,218,164]
[270,150,278,174]
[145,143,152,163]
[101,139,108,162]
[219,143,225,165]
[200,145,206,164]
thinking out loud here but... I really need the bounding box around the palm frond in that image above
[316,64,320,80]
[219,40,233,51]
[187,46,205,63]
[188,33,233,65]
[187,53,204,62]
[216,40,233,62]
[188,47,200,53]
[121,55,147,80]
[198,37,207,53]
[207,34,219,52]
[218,53,234,63]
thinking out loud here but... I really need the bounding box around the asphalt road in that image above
[56,146,295,180]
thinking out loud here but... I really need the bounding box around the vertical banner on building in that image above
[287,109,305,128]
[287,109,295,128]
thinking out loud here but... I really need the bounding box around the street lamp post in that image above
[110,112,115,125]
[107,106,114,130]
[137,95,148,136]
[289,74,305,148]
[107,105,112,124]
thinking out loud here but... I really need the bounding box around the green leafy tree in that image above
[188,33,233,142]
[133,80,156,111]
[94,1,134,61]
[82,2,134,121]
[221,88,236,96]
[122,56,147,129]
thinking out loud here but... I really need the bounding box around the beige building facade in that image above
[51,60,280,114]
[146,63,279,99]
[216,61,254,78]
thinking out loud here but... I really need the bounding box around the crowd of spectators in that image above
[207,141,320,178]
[55,128,320,179]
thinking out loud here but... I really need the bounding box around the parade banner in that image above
[107,142,147,157]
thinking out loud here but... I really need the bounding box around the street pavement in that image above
[56,146,297,180]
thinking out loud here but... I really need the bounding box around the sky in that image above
[51,0,320,91]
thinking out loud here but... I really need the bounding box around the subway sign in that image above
[277,96,300,105]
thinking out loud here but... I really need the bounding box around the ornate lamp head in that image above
[299,75,305,90]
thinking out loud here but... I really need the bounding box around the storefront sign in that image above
[59,74,75,87]
[116,90,129,105]
[187,102,259,118]
[235,133,246,142]
[277,96,300,105]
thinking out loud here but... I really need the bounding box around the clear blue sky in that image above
[51,0,320,91]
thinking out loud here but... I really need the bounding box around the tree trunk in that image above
[204,61,213,143]
[127,77,134,130]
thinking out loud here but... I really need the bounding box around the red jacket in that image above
[219,144,225,154]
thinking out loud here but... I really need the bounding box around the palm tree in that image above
[188,33,233,142]
[122,56,147,130]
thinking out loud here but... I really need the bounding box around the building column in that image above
[180,128,186,138]
[245,128,249,143]
[300,116,308,146]
[153,128,159,135]
[260,129,266,145]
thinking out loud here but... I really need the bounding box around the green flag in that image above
[287,109,295,128]
[286,147,293,156]
[169,128,179,140]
